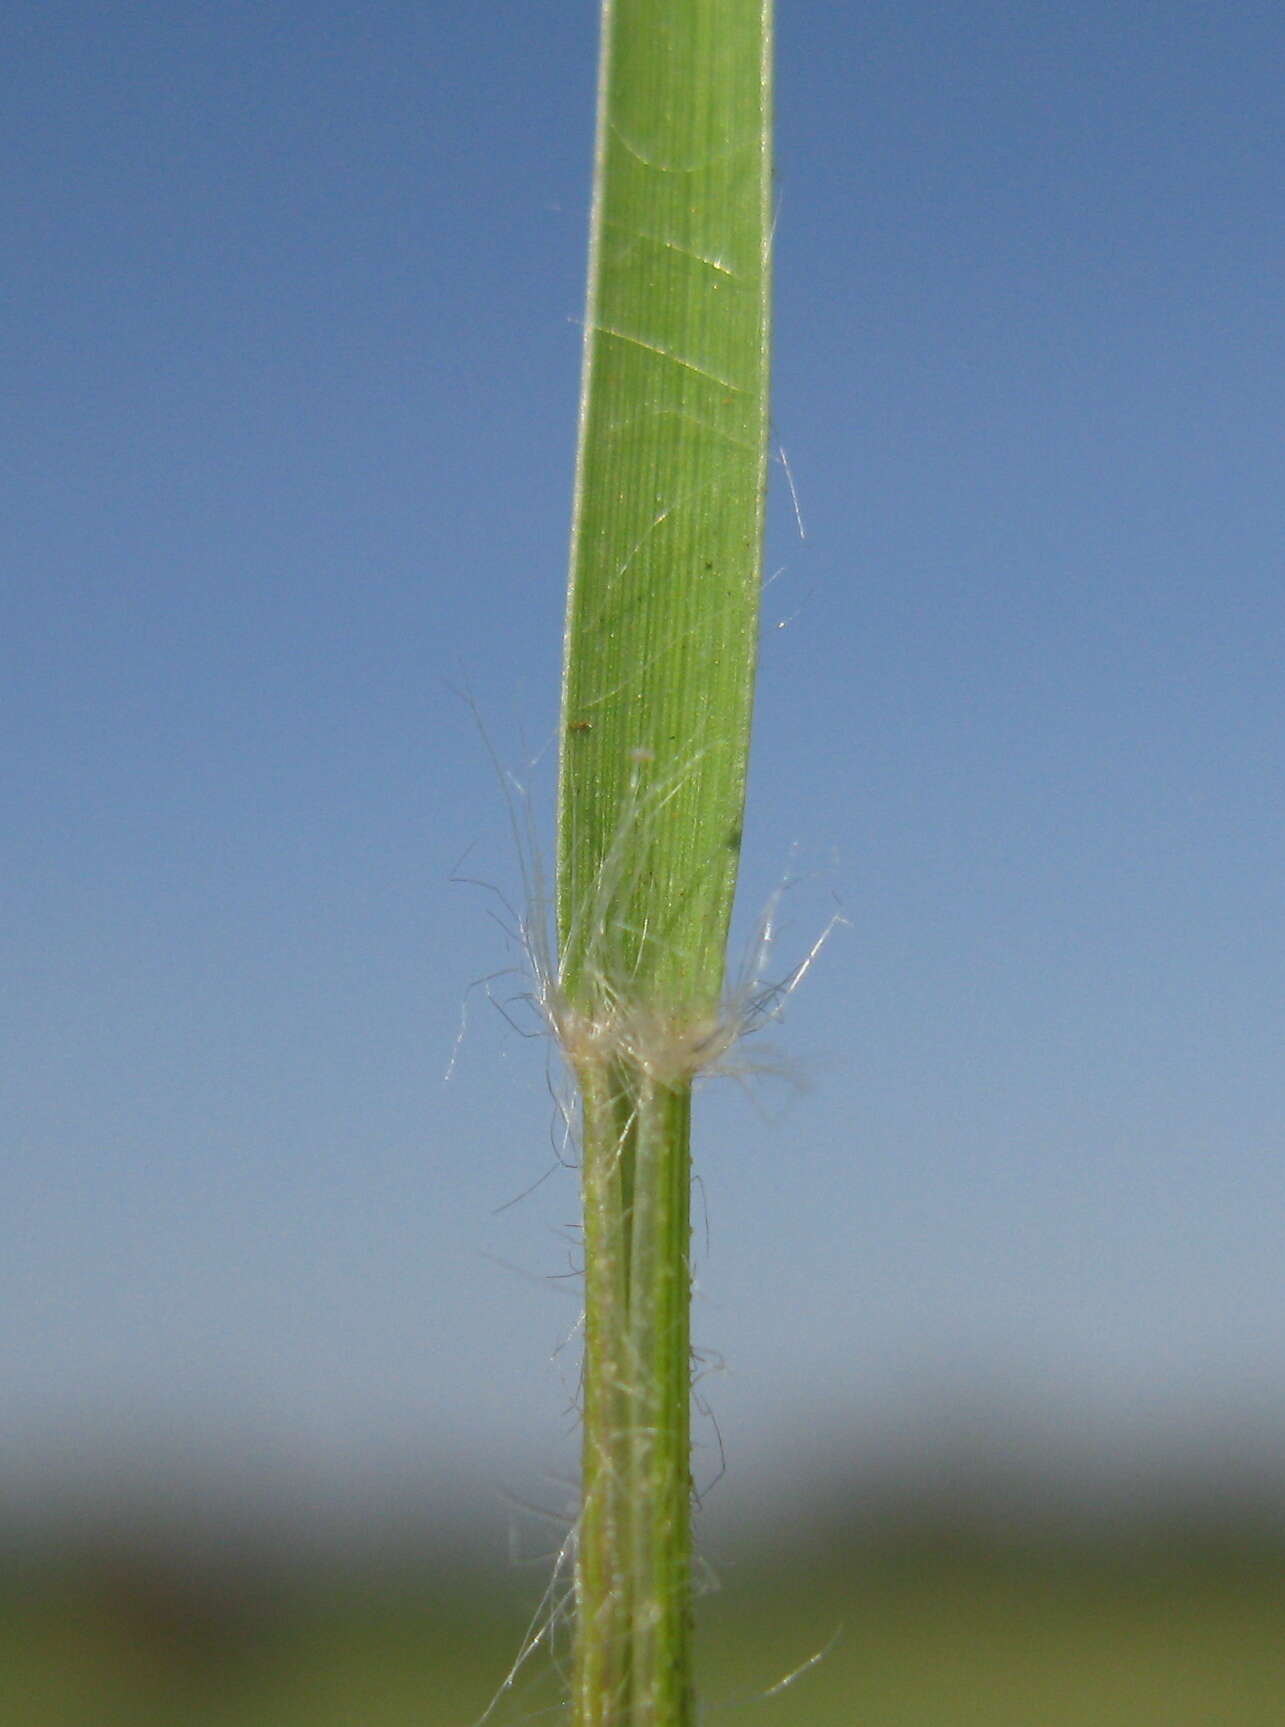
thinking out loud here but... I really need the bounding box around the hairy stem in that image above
[574,1065,692,1727]
[559,2,772,1721]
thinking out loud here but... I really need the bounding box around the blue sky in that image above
[5,2,1283,1534]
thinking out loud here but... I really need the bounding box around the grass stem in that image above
[557,4,772,1721]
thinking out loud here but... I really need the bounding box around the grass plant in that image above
[553,3,773,1723]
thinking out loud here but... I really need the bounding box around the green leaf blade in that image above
[558,0,773,1024]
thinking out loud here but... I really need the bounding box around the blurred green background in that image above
[6,1491,1283,1725]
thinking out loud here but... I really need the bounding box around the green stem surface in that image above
[558,4,772,1723]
